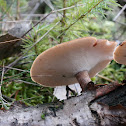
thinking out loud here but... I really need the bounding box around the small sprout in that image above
[41,113,45,120]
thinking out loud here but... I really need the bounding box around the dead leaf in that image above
[0,34,21,60]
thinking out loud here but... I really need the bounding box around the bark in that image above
[0,84,126,126]
[0,90,96,126]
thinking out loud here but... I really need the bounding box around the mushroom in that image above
[114,41,126,65]
[30,37,117,91]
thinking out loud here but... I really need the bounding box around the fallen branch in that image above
[0,83,126,126]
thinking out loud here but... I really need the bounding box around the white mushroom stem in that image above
[75,70,91,92]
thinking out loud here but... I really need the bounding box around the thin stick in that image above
[21,14,45,17]
[113,4,126,21]
[0,62,5,95]
[11,79,41,86]
[2,95,13,102]
[0,38,21,44]
[0,66,29,73]
[97,74,115,83]
[21,13,52,37]
[95,82,122,98]
[0,20,40,23]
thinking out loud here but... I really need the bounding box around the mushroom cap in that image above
[30,37,117,87]
[114,41,126,65]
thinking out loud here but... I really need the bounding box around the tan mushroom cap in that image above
[30,37,117,87]
[114,41,126,65]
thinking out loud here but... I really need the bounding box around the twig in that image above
[14,90,19,99]
[21,54,36,60]
[0,20,40,23]
[95,82,123,98]
[21,13,52,37]
[13,79,41,86]
[0,62,5,95]
[97,74,115,83]
[113,4,126,21]
[0,38,21,44]
[21,14,44,17]
[2,95,14,102]
[53,4,84,13]
[0,66,29,73]
[113,4,126,26]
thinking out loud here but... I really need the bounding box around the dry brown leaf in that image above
[0,34,21,60]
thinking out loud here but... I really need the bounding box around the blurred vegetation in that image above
[0,0,125,109]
